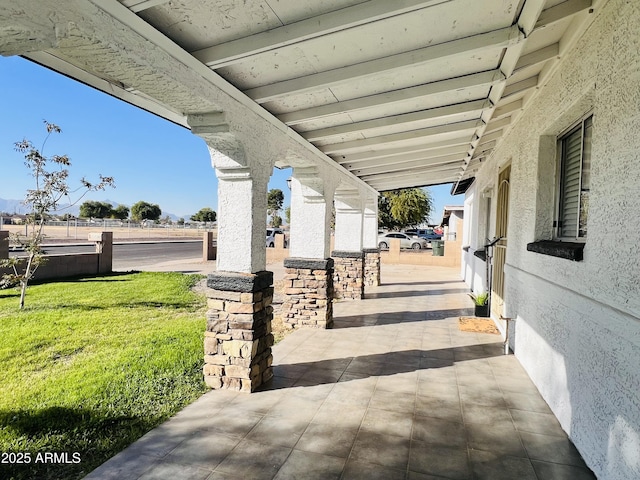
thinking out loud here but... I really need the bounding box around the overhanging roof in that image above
[2,0,597,192]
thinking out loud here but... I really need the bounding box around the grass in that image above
[0,272,208,480]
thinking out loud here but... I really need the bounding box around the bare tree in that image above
[0,121,114,309]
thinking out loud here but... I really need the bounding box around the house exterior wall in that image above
[463,1,640,478]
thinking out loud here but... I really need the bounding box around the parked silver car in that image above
[377,232,428,250]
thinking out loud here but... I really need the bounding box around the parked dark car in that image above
[404,228,443,241]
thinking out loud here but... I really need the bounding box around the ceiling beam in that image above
[246,26,522,103]
[334,135,474,164]
[514,43,559,72]
[191,0,451,68]
[121,0,170,13]
[477,129,502,143]
[535,0,592,31]
[493,99,523,118]
[369,172,460,190]
[362,163,463,183]
[503,75,538,98]
[516,0,548,36]
[25,51,187,125]
[484,116,511,133]
[339,144,470,167]
[320,119,482,155]
[279,70,503,126]
[302,99,489,142]
[475,140,496,154]
[350,154,465,176]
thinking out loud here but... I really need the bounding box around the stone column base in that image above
[282,258,334,329]
[203,271,274,393]
[331,250,364,300]
[363,248,381,287]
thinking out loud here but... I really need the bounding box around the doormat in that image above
[458,317,500,334]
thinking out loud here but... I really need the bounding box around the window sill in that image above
[526,240,584,261]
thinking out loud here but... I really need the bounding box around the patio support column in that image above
[282,168,335,329]
[189,113,274,392]
[363,197,381,288]
[332,192,365,300]
[0,231,9,259]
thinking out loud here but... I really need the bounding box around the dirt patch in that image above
[458,317,500,334]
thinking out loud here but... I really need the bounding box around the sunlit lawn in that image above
[0,272,208,480]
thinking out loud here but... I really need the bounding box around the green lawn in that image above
[0,272,208,480]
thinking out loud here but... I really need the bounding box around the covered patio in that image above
[85,264,594,479]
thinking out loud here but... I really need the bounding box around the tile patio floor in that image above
[85,264,596,480]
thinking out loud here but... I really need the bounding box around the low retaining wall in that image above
[381,238,462,267]
[0,232,113,281]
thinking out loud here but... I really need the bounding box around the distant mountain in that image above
[0,198,26,214]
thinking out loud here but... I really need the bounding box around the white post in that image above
[289,168,334,260]
[363,198,379,249]
[334,194,364,252]
[216,166,268,273]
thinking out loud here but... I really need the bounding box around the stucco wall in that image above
[468,1,640,478]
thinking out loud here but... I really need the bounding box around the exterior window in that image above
[556,115,592,239]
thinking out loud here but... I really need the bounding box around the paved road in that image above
[11,241,204,271]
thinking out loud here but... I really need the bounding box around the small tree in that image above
[272,215,282,228]
[267,189,284,227]
[111,204,130,220]
[79,200,113,219]
[378,188,433,230]
[0,121,114,309]
[284,206,291,225]
[190,207,217,223]
[131,201,161,222]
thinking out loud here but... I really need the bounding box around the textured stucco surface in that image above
[465,1,640,478]
[288,170,337,260]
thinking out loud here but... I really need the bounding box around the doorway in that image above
[491,164,510,319]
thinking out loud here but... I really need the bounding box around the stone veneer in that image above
[281,258,334,329]
[363,248,381,287]
[331,250,364,300]
[203,271,274,392]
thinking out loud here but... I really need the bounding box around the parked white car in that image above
[266,228,286,247]
[377,232,428,250]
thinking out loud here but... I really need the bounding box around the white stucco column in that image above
[362,196,381,288]
[334,193,364,252]
[189,113,270,274]
[189,113,275,392]
[332,191,365,299]
[289,167,334,259]
[215,166,268,273]
[363,197,379,249]
[283,167,336,329]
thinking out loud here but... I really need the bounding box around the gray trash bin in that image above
[432,240,444,256]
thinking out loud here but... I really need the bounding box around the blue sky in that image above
[1,55,463,222]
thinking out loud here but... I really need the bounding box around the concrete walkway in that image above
[85,264,595,480]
